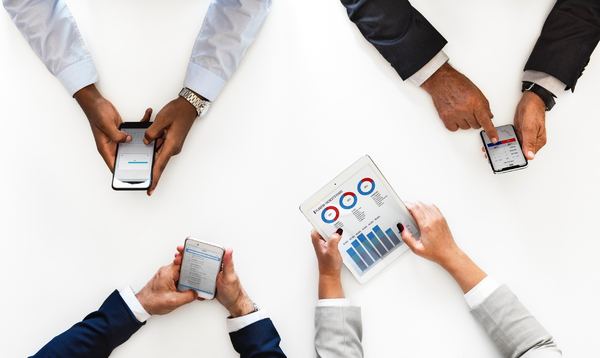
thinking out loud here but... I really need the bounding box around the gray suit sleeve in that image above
[315,306,363,358]
[470,285,562,358]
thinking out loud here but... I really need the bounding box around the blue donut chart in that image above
[339,192,357,209]
[321,206,340,224]
[357,177,375,195]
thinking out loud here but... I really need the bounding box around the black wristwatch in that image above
[521,81,556,111]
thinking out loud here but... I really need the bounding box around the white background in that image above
[1,0,599,357]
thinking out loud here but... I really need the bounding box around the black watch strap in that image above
[521,81,556,111]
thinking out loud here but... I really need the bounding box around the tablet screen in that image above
[308,163,413,276]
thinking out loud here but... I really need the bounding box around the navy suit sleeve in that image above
[31,290,144,358]
[229,318,286,358]
[340,0,447,80]
[525,0,600,90]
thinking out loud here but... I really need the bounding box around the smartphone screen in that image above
[178,238,224,299]
[112,123,155,190]
[481,124,528,173]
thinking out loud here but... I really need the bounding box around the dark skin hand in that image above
[74,84,152,171]
[144,96,198,196]
[422,63,498,142]
[514,91,546,160]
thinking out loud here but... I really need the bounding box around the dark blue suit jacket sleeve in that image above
[229,318,286,358]
[525,0,600,90]
[340,0,447,80]
[31,290,144,358]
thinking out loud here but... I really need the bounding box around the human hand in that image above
[399,202,487,293]
[398,202,462,268]
[143,96,197,196]
[310,229,344,299]
[421,63,498,141]
[74,84,152,171]
[514,91,546,160]
[135,262,198,316]
[174,246,255,317]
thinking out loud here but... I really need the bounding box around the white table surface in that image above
[1,0,599,357]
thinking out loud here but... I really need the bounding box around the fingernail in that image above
[491,137,498,144]
[528,151,535,159]
[335,228,343,235]
[126,135,132,143]
[397,223,404,233]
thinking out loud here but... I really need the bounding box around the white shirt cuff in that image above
[316,298,351,307]
[183,62,226,102]
[56,58,99,97]
[226,309,269,333]
[408,50,449,86]
[464,276,501,309]
[522,70,566,97]
[118,286,151,323]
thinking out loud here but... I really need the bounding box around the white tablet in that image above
[300,155,420,283]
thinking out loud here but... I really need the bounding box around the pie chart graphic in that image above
[321,206,340,224]
[339,192,357,209]
[357,177,375,195]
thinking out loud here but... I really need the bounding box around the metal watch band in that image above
[178,87,210,116]
[521,81,556,111]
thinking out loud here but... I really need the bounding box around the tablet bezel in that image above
[299,155,418,284]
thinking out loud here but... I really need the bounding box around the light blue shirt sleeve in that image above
[183,0,272,102]
[3,0,98,96]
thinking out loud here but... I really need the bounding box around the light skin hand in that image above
[514,91,546,160]
[310,229,344,299]
[399,202,486,294]
[143,96,198,196]
[74,84,152,171]
[174,246,255,317]
[135,262,198,316]
[421,63,498,142]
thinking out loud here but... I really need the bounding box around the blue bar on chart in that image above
[346,247,367,271]
[373,225,394,250]
[366,232,387,255]
[351,240,374,266]
[357,234,381,260]
[385,228,402,245]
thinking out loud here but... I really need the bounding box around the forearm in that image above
[440,249,487,294]
[31,291,143,357]
[184,0,271,101]
[524,0,600,90]
[318,275,344,299]
[470,285,562,358]
[3,0,97,95]
[340,0,447,79]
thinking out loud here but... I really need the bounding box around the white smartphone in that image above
[177,238,225,300]
[112,122,156,190]
[481,124,528,174]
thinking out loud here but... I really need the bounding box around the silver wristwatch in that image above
[178,87,210,117]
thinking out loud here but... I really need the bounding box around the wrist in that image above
[135,289,154,316]
[421,62,453,93]
[318,274,344,299]
[522,91,546,110]
[439,248,469,272]
[74,84,103,108]
[173,96,199,121]
[228,294,255,318]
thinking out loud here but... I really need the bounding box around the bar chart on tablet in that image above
[346,224,403,272]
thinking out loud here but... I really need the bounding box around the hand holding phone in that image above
[177,238,225,300]
[481,124,528,174]
[112,121,156,190]
[174,243,256,316]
